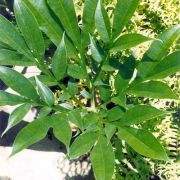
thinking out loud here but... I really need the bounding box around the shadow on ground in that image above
[0,110,65,152]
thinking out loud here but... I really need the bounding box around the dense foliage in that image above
[0,0,179,179]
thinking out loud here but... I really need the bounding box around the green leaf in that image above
[67,64,86,79]
[128,81,178,99]
[69,131,97,159]
[52,35,67,80]
[82,0,98,48]
[137,25,180,78]
[110,34,152,52]
[47,0,81,50]
[90,135,115,180]
[101,65,116,72]
[107,106,124,122]
[112,0,140,40]
[111,94,126,108]
[14,0,45,61]
[0,15,32,58]
[59,103,74,110]
[3,104,31,135]
[23,0,78,59]
[146,25,180,61]
[115,56,135,93]
[35,77,54,106]
[68,79,78,95]
[11,116,50,156]
[117,105,167,126]
[118,127,168,160]
[37,107,52,119]
[29,75,57,87]
[115,74,130,94]
[83,112,99,128]
[67,109,84,130]
[22,0,63,46]
[59,92,71,101]
[80,90,92,99]
[0,49,35,66]
[99,86,111,101]
[104,124,116,142]
[51,114,72,149]
[0,41,12,50]
[90,35,104,63]
[95,0,111,43]
[0,66,39,101]
[0,91,28,106]
[147,51,180,80]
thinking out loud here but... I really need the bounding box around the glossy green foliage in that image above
[52,35,67,81]
[0,0,179,179]
[3,104,31,135]
[14,0,45,61]
[116,105,167,126]
[0,66,39,100]
[0,15,32,58]
[51,114,72,149]
[90,136,115,180]
[110,34,152,52]
[82,0,98,48]
[147,51,180,79]
[47,0,81,50]
[118,127,168,160]
[35,77,55,106]
[95,0,111,43]
[128,81,178,99]
[0,49,35,66]
[11,116,51,156]
[69,131,97,159]
[0,91,28,106]
[112,0,140,39]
